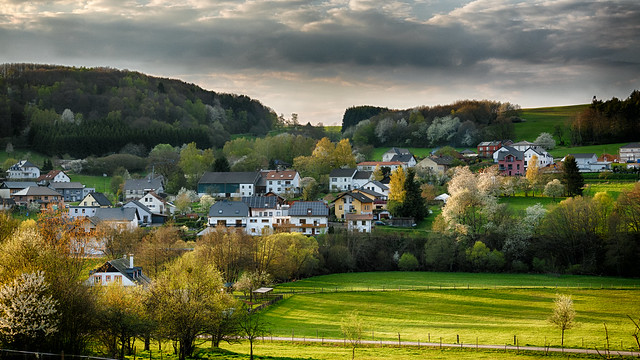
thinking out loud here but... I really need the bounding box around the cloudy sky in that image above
[1,0,639,125]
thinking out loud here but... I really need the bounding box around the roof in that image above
[357,161,404,167]
[37,170,64,181]
[384,147,411,156]
[123,200,152,214]
[389,154,415,163]
[143,191,165,203]
[198,172,260,185]
[266,170,298,180]
[353,170,372,180]
[86,192,112,207]
[512,140,537,147]
[12,186,62,197]
[92,208,138,222]
[50,181,84,190]
[334,191,373,204]
[329,168,357,178]
[353,188,385,198]
[124,178,163,191]
[497,146,524,161]
[460,149,476,154]
[93,257,151,286]
[621,143,640,149]
[9,160,39,170]
[429,156,454,165]
[345,213,374,221]
[289,201,329,216]
[208,200,249,217]
[241,196,278,209]
[363,180,389,191]
[1,181,38,189]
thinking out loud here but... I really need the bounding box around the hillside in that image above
[0,63,277,157]
[516,104,588,143]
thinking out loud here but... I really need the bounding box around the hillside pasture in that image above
[263,287,640,351]
[517,105,587,142]
[548,142,629,158]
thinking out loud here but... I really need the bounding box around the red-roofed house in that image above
[265,170,301,195]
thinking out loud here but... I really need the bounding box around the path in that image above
[260,336,640,357]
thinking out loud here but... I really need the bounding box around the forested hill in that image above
[0,64,277,157]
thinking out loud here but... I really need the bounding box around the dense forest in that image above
[340,100,522,148]
[0,63,277,157]
[570,90,640,145]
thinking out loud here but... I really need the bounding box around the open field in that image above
[517,105,588,142]
[498,195,561,212]
[549,142,629,158]
[582,182,637,199]
[68,173,113,193]
[263,288,640,351]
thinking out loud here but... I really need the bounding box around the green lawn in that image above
[517,105,588,142]
[68,174,113,193]
[582,182,637,200]
[549,143,629,158]
[0,149,49,167]
[498,195,561,212]
[263,288,640,351]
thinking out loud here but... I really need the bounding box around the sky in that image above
[1,0,639,126]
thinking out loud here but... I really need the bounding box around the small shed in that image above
[434,193,450,204]
[252,287,274,300]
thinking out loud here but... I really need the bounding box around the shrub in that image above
[398,252,419,271]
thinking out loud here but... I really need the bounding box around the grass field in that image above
[549,143,629,158]
[498,195,561,212]
[582,182,637,199]
[68,174,113,193]
[517,105,588,142]
[263,287,640,351]
[0,149,49,167]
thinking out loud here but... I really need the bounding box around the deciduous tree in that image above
[341,310,364,360]
[549,294,576,348]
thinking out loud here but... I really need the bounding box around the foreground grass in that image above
[582,182,637,199]
[263,288,640,351]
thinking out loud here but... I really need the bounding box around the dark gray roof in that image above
[621,143,640,148]
[335,191,373,204]
[355,188,384,198]
[208,200,249,217]
[329,168,357,178]
[353,170,372,180]
[87,192,112,207]
[430,156,454,165]
[124,178,163,191]
[389,154,415,163]
[241,196,278,209]
[93,257,151,286]
[123,200,152,215]
[50,181,84,190]
[366,180,388,191]
[1,181,38,189]
[199,172,260,185]
[385,147,411,156]
[289,201,329,216]
[9,160,39,169]
[93,207,138,222]
[497,146,524,161]
[460,149,476,154]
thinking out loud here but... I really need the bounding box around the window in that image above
[114,275,122,283]
[339,205,343,210]
[94,275,102,284]
[106,275,111,282]
[362,221,366,225]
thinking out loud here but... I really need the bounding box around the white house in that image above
[6,160,40,180]
[360,180,389,198]
[382,147,411,162]
[123,200,154,225]
[357,161,404,172]
[288,201,329,236]
[87,255,151,287]
[352,171,373,189]
[37,170,71,185]
[124,177,164,200]
[207,200,249,229]
[329,169,372,191]
[346,213,373,233]
[139,191,174,215]
[563,153,611,172]
[620,143,640,162]
[69,192,112,218]
[265,170,301,195]
[524,147,554,168]
[242,195,287,236]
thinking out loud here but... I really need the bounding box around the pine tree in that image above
[400,168,427,222]
[562,155,583,197]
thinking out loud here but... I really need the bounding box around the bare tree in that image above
[341,310,364,360]
[549,294,576,348]
[237,307,269,360]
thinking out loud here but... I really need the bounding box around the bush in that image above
[532,257,548,273]
[398,252,419,271]
[511,260,529,273]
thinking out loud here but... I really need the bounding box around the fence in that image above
[0,349,116,360]
[250,294,284,312]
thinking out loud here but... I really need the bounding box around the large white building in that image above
[265,170,301,195]
[6,160,40,180]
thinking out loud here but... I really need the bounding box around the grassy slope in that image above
[516,104,588,142]
[263,287,640,350]
[0,149,49,167]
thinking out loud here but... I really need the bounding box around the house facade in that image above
[333,191,374,219]
[69,192,112,219]
[124,177,164,200]
[346,213,373,233]
[37,170,71,185]
[88,255,151,287]
[207,200,249,229]
[288,201,329,235]
[563,153,611,172]
[265,170,301,195]
[50,181,85,202]
[90,208,139,231]
[0,181,38,197]
[6,160,40,180]
[11,186,65,211]
[357,161,404,172]
[620,143,640,162]
[497,148,525,176]
[360,180,389,198]
[382,147,411,162]
[523,147,554,169]
[329,169,372,191]
[123,200,154,225]
[139,191,174,215]
[416,156,453,175]
[477,140,513,157]
[198,172,260,197]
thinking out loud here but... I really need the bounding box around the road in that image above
[260,336,640,357]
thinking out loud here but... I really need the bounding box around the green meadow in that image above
[264,287,640,351]
[517,105,588,142]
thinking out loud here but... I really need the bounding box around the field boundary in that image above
[260,336,640,357]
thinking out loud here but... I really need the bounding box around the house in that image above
[124,177,164,200]
[242,195,287,235]
[382,147,411,162]
[87,255,151,287]
[0,181,38,198]
[0,198,15,211]
[346,213,373,233]
[265,170,301,195]
[329,169,371,191]
[620,143,640,162]
[36,170,71,185]
[207,200,249,229]
[11,186,64,211]
[50,181,85,202]
[563,153,611,172]
[333,191,374,219]
[460,149,477,158]
[523,147,554,169]
[123,200,155,225]
[197,172,260,197]
[68,192,112,218]
[416,156,454,175]
[288,201,329,236]
[360,180,389,198]
[90,207,139,231]
[6,160,40,180]
[357,161,404,172]
[139,191,174,215]
[477,140,513,157]
[599,153,620,163]
[510,140,538,152]
[497,147,525,176]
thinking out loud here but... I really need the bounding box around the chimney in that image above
[129,254,134,268]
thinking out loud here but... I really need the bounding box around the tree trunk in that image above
[249,339,254,360]
[561,329,565,348]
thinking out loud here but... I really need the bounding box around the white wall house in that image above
[620,143,640,162]
[563,153,611,172]
[140,191,174,215]
[524,148,554,168]
[346,213,373,233]
[87,255,151,287]
[37,170,71,185]
[288,201,329,236]
[329,169,372,192]
[6,160,40,180]
[266,170,301,195]
[207,201,249,228]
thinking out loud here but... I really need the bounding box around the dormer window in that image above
[218,210,223,214]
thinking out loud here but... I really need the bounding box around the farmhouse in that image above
[198,171,260,197]
[563,153,611,172]
[88,255,150,287]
